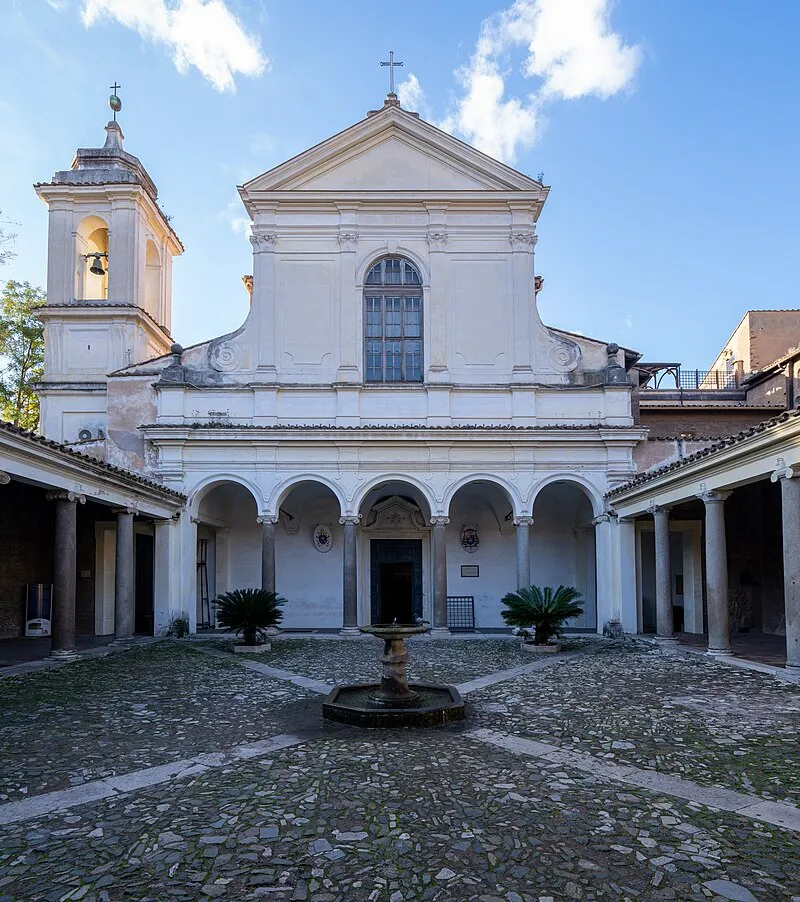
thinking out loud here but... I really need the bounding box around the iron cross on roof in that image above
[380,50,403,95]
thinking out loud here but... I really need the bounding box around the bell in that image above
[89,253,105,276]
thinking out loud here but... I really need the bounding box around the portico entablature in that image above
[141,423,643,518]
[607,409,800,518]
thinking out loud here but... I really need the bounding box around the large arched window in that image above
[364,257,423,383]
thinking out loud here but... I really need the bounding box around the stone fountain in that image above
[322,622,465,727]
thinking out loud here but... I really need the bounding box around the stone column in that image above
[257,516,277,594]
[114,507,136,640]
[652,505,676,640]
[699,490,733,656]
[772,466,800,672]
[513,516,533,589]
[47,491,85,659]
[430,517,450,633]
[340,515,360,634]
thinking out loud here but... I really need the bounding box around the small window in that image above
[363,257,423,383]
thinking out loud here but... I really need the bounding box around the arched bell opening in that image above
[144,239,162,321]
[75,215,109,301]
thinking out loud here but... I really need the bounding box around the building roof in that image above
[0,420,185,500]
[606,407,800,498]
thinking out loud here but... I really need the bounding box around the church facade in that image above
[32,94,650,636]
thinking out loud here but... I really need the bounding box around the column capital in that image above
[697,489,732,504]
[339,514,361,526]
[0,471,9,485]
[647,501,673,515]
[771,458,799,482]
[46,490,86,505]
[337,231,359,251]
[513,515,534,527]
[113,505,138,516]
[250,230,277,252]
[510,230,538,250]
[429,516,450,527]
[593,511,618,525]
[257,514,279,525]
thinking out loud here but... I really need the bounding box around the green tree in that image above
[0,281,45,429]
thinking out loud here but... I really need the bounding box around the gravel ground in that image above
[468,639,800,805]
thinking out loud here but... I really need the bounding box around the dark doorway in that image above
[378,562,413,622]
[370,540,423,623]
[135,533,154,635]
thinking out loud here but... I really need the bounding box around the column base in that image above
[706,647,734,657]
[783,663,800,679]
[109,636,136,646]
[48,649,80,662]
[339,627,362,637]
[654,635,680,645]
[430,627,451,637]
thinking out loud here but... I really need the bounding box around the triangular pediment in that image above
[240,105,545,203]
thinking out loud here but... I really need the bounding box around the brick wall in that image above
[0,482,55,638]
[724,480,784,636]
[0,483,115,639]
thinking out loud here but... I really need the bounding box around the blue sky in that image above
[1,0,798,367]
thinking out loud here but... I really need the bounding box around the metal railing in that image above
[447,596,475,631]
[640,365,738,391]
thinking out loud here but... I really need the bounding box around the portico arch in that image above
[530,473,604,517]
[446,478,518,629]
[357,479,435,627]
[193,478,263,629]
[531,478,598,630]
[275,479,344,630]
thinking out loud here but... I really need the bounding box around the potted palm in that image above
[214,588,287,653]
[501,585,583,652]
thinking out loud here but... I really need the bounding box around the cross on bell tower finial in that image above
[109,82,122,122]
[380,51,403,96]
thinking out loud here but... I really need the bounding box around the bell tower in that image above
[34,88,183,443]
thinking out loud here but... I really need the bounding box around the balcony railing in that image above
[639,364,739,391]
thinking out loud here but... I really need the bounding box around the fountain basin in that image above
[323,683,465,727]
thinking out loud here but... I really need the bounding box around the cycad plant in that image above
[214,588,287,646]
[501,585,584,645]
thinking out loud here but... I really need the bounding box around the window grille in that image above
[364,257,423,383]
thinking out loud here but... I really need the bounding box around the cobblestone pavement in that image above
[468,641,800,805]
[0,644,316,803]
[1,638,799,901]
[226,637,559,686]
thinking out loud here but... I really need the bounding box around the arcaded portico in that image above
[608,409,800,671]
[183,443,619,634]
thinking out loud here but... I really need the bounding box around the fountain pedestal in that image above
[322,624,465,728]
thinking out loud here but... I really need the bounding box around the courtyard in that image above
[0,638,799,901]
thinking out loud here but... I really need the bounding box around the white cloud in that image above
[219,196,250,235]
[437,0,641,162]
[81,0,268,93]
[397,73,431,119]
